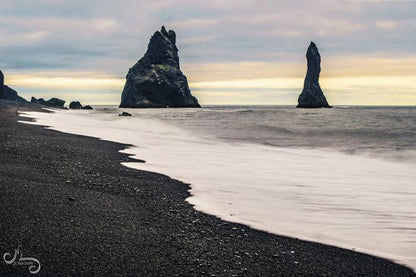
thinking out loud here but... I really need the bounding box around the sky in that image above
[1,0,416,106]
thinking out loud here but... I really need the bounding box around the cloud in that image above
[2,0,415,71]
[168,18,219,29]
[376,20,397,29]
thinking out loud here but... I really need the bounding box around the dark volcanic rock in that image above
[297,42,331,108]
[31,97,65,108]
[69,101,82,109]
[0,70,28,103]
[119,26,200,108]
[119,112,132,117]
[47,98,65,108]
[69,101,93,110]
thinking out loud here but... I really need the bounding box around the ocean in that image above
[20,105,416,270]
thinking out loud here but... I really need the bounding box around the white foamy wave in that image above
[19,109,416,271]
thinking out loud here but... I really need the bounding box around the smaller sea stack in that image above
[297,42,331,108]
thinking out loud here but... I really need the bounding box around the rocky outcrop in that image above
[69,101,82,109]
[297,42,331,108]
[120,26,200,108]
[69,101,92,110]
[31,97,65,109]
[0,70,28,103]
[119,112,132,117]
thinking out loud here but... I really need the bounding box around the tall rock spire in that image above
[119,27,200,108]
[297,42,331,108]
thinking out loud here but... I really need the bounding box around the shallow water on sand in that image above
[20,106,416,271]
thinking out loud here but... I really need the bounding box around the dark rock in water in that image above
[297,42,331,108]
[69,101,93,110]
[31,97,65,108]
[119,26,200,108]
[119,112,132,117]
[0,70,28,103]
[47,98,65,108]
[69,101,82,109]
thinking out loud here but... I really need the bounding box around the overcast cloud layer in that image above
[1,0,415,105]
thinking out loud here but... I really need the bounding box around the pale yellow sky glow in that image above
[7,75,124,89]
[8,74,416,106]
[6,56,416,106]
[183,56,416,81]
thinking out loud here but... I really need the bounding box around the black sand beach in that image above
[1,101,414,276]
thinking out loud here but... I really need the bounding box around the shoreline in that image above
[1,101,414,276]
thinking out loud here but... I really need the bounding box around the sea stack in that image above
[297,42,331,108]
[119,26,200,108]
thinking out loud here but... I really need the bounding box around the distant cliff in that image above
[120,26,200,108]
[297,42,331,108]
[0,70,28,103]
[31,97,65,108]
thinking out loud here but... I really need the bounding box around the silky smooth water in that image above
[20,106,416,270]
